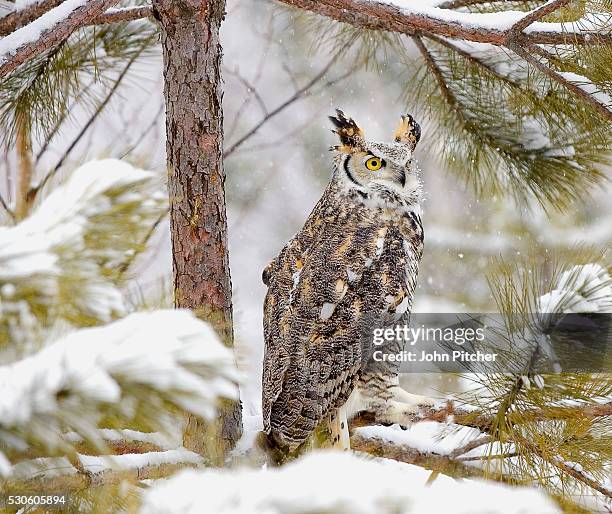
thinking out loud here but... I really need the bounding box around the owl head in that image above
[329,109,421,201]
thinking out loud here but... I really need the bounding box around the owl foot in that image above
[374,388,436,428]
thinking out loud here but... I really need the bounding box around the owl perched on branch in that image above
[261,110,433,456]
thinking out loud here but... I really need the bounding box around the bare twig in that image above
[35,79,95,165]
[224,67,268,116]
[0,191,15,221]
[0,0,121,80]
[457,451,519,462]
[119,102,165,159]
[448,435,492,459]
[224,41,351,157]
[509,42,612,121]
[0,0,66,37]
[117,207,169,278]
[31,43,145,199]
[510,0,571,35]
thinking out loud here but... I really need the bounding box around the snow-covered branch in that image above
[5,448,204,492]
[275,0,611,46]
[91,5,153,26]
[0,309,239,477]
[538,263,612,313]
[0,159,165,349]
[0,0,121,79]
[0,0,65,37]
[509,43,612,121]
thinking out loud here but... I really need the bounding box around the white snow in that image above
[141,450,561,514]
[6,449,203,482]
[558,71,612,108]
[538,263,612,313]
[0,309,238,476]
[386,1,606,36]
[64,428,176,450]
[356,421,482,456]
[78,449,203,472]
[0,0,87,65]
[0,159,163,332]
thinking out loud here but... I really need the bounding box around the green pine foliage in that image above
[281,0,612,210]
[0,20,158,148]
[456,248,612,501]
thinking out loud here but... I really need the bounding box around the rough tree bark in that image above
[152,0,242,465]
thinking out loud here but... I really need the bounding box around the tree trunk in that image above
[152,0,242,465]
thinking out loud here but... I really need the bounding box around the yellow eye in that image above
[365,156,383,171]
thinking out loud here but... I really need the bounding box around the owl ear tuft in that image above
[329,109,365,151]
[393,114,421,150]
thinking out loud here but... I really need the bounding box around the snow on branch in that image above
[0,0,121,79]
[91,5,153,25]
[141,451,561,514]
[538,263,612,313]
[0,309,239,477]
[0,159,165,346]
[0,0,65,37]
[276,0,612,46]
[6,448,204,491]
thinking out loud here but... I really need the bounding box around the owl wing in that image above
[262,212,418,450]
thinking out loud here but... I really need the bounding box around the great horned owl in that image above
[261,110,433,454]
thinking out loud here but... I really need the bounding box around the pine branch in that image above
[274,0,612,46]
[350,401,612,435]
[438,0,532,8]
[90,5,153,25]
[3,450,203,493]
[520,437,612,499]
[411,35,456,108]
[351,400,612,496]
[509,42,612,121]
[0,0,121,80]
[351,433,490,480]
[510,0,571,34]
[0,0,66,37]
[423,33,518,86]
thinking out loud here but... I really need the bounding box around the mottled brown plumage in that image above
[262,110,431,452]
